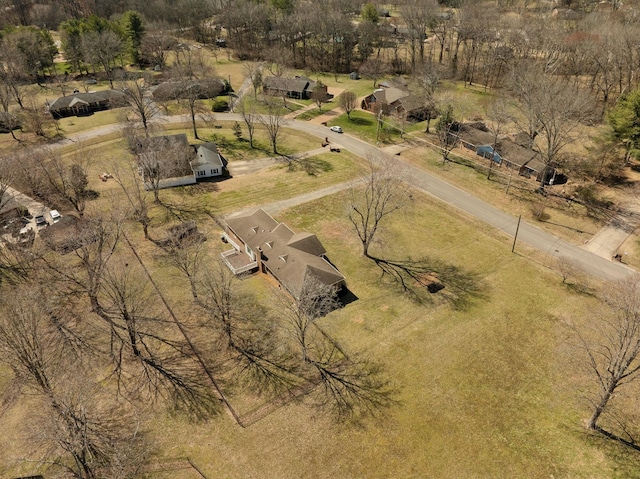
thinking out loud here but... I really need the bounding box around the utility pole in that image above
[512,215,521,253]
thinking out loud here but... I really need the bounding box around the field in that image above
[1,48,639,478]
[125,189,638,479]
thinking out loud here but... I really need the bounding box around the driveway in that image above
[57,112,632,281]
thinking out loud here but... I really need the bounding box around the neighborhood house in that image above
[138,134,228,189]
[361,77,433,121]
[452,122,552,182]
[262,75,326,100]
[222,208,346,299]
[47,90,126,118]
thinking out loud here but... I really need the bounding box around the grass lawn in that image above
[327,110,403,144]
[398,144,605,244]
[137,189,638,479]
[55,108,128,135]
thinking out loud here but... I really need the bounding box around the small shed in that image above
[349,72,360,80]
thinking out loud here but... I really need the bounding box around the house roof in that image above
[392,94,426,114]
[381,87,408,104]
[225,209,345,298]
[454,123,495,149]
[379,77,409,90]
[147,133,189,150]
[263,75,316,93]
[48,90,125,111]
[190,143,227,169]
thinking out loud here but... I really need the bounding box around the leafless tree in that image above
[140,30,177,69]
[29,373,151,479]
[24,96,52,138]
[111,164,153,240]
[243,61,264,99]
[401,0,436,69]
[237,99,258,148]
[165,50,221,139]
[338,90,357,119]
[359,56,387,88]
[81,30,124,89]
[30,147,91,216]
[120,76,159,132]
[282,274,393,419]
[412,66,440,133]
[266,55,291,108]
[511,68,596,186]
[187,258,298,394]
[573,275,640,446]
[484,98,512,180]
[310,82,329,111]
[135,135,193,203]
[259,99,287,154]
[436,103,458,165]
[348,151,411,257]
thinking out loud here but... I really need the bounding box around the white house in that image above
[190,143,228,179]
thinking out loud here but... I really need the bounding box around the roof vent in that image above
[279,254,288,263]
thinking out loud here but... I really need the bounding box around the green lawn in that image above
[327,110,403,144]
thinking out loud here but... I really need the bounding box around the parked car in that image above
[50,210,61,223]
[329,125,343,133]
[35,215,48,228]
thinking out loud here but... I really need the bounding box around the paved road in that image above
[58,112,633,281]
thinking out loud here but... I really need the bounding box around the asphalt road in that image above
[59,112,633,281]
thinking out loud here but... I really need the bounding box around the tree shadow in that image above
[349,117,374,126]
[593,425,640,452]
[369,255,484,309]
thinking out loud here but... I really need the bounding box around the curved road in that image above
[58,113,633,281]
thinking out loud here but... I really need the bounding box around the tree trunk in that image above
[588,381,617,430]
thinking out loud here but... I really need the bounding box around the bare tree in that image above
[120,76,159,133]
[359,56,387,88]
[283,274,393,419]
[511,68,596,187]
[140,30,177,69]
[166,50,221,139]
[484,98,512,180]
[310,81,329,111]
[237,99,258,148]
[243,61,264,99]
[186,257,297,394]
[31,147,91,216]
[435,103,458,165]
[111,163,153,240]
[259,99,287,155]
[574,275,640,445]
[348,151,410,257]
[81,30,124,89]
[338,90,357,119]
[412,66,440,133]
[135,135,193,203]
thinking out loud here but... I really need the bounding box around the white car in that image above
[50,210,62,223]
[329,126,343,133]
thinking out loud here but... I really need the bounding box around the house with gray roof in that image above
[221,208,346,298]
[190,143,228,179]
[361,79,434,121]
[137,134,228,190]
[262,75,323,100]
[47,90,125,118]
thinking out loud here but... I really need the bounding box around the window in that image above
[211,168,218,175]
